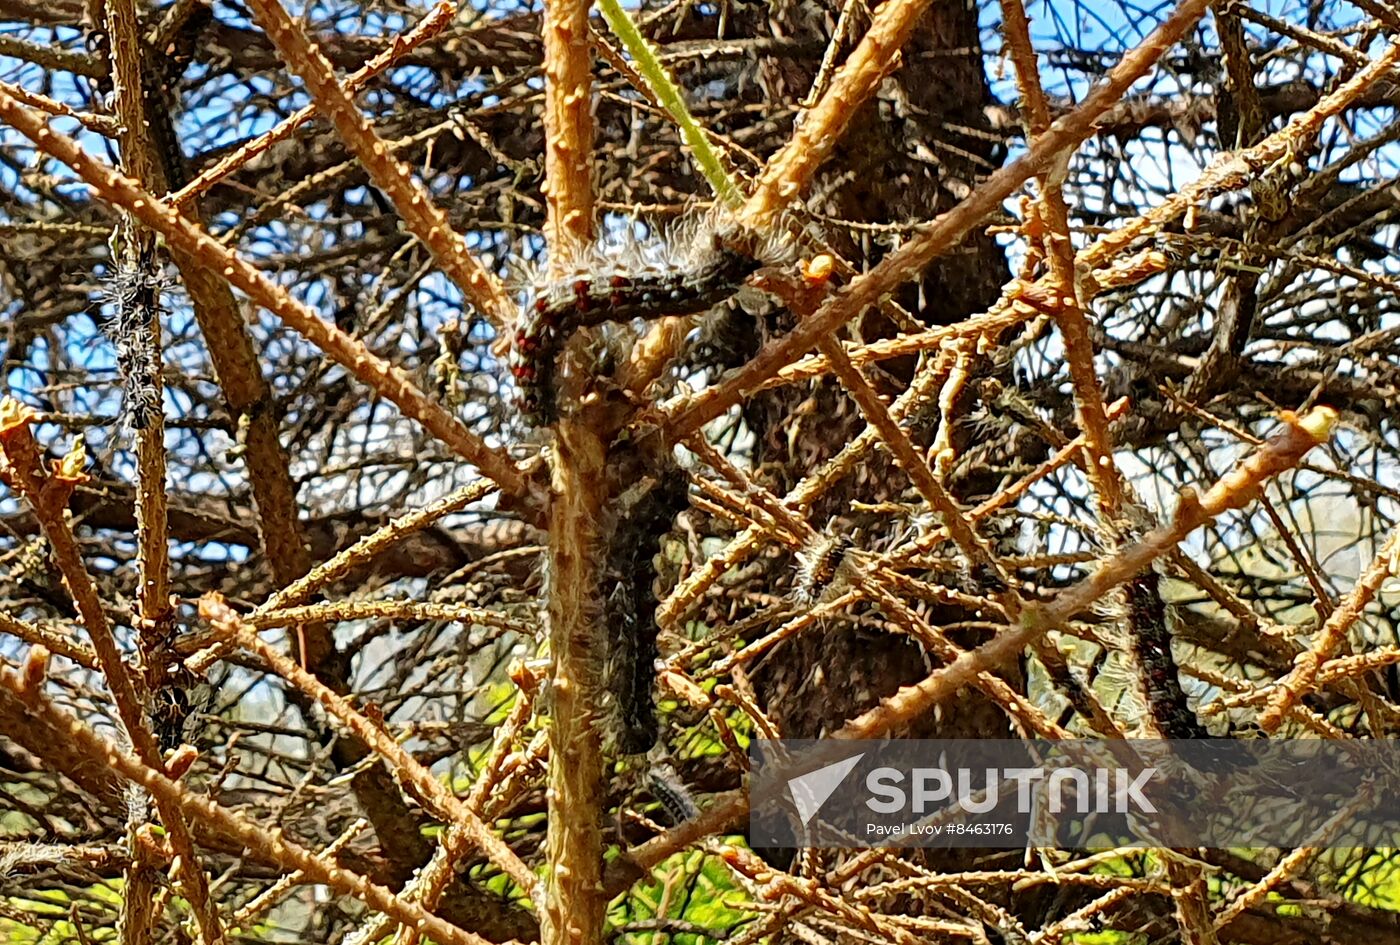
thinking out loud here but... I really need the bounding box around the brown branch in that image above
[617,411,1335,889]
[251,598,536,636]
[1211,786,1372,932]
[740,0,937,227]
[0,400,224,944]
[534,0,610,939]
[658,340,961,631]
[0,79,115,134]
[104,0,173,645]
[258,478,499,612]
[745,279,1075,388]
[0,34,100,77]
[538,379,611,945]
[0,611,97,669]
[0,91,530,497]
[1257,523,1400,732]
[199,594,541,898]
[1080,39,1400,271]
[666,0,1216,440]
[345,667,541,945]
[238,0,512,331]
[171,0,455,208]
[98,0,327,677]
[999,0,1126,524]
[0,660,500,945]
[814,333,1018,599]
[836,407,1336,741]
[102,0,200,932]
[0,680,124,806]
[628,0,948,404]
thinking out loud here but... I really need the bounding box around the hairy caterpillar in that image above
[601,463,690,755]
[647,763,699,825]
[793,532,857,605]
[100,258,167,432]
[1125,570,1213,740]
[509,213,793,426]
[150,666,216,752]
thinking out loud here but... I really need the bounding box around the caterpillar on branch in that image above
[509,211,795,426]
[100,257,167,433]
[601,464,690,755]
[1125,570,1214,741]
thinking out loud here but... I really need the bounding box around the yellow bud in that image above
[55,437,88,483]
[1292,405,1339,443]
[0,397,36,435]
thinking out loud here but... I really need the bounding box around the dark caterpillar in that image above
[100,256,167,432]
[1125,570,1213,741]
[509,216,784,426]
[647,763,699,825]
[602,462,690,755]
[793,532,856,604]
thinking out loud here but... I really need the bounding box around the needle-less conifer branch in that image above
[0,660,498,945]
[738,0,947,228]
[998,11,1213,934]
[1078,40,1400,272]
[618,408,1336,884]
[199,594,540,898]
[1258,524,1400,732]
[664,0,1218,441]
[93,0,327,674]
[170,1,457,209]
[606,0,938,396]
[343,670,539,945]
[228,818,371,931]
[659,348,957,629]
[837,407,1337,741]
[0,400,223,944]
[752,255,1166,390]
[104,0,173,654]
[238,0,512,331]
[1211,787,1373,932]
[252,599,537,635]
[814,334,1019,600]
[998,0,1126,521]
[0,79,116,133]
[0,35,99,78]
[101,0,192,932]
[0,93,529,498]
[0,611,97,669]
[257,479,499,613]
[744,39,1399,423]
[686,414,1075,743]
[534,0,613,939]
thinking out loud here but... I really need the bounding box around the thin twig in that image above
[0,93,530,498]
[170,1,457,209]
[238,0,513,330]
[0,661,496,945]
[0,400,223,943]
[1258,524,1400,732]
[199,595,540,898]
[836,408,1336,741]
[666,0,1217,440]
